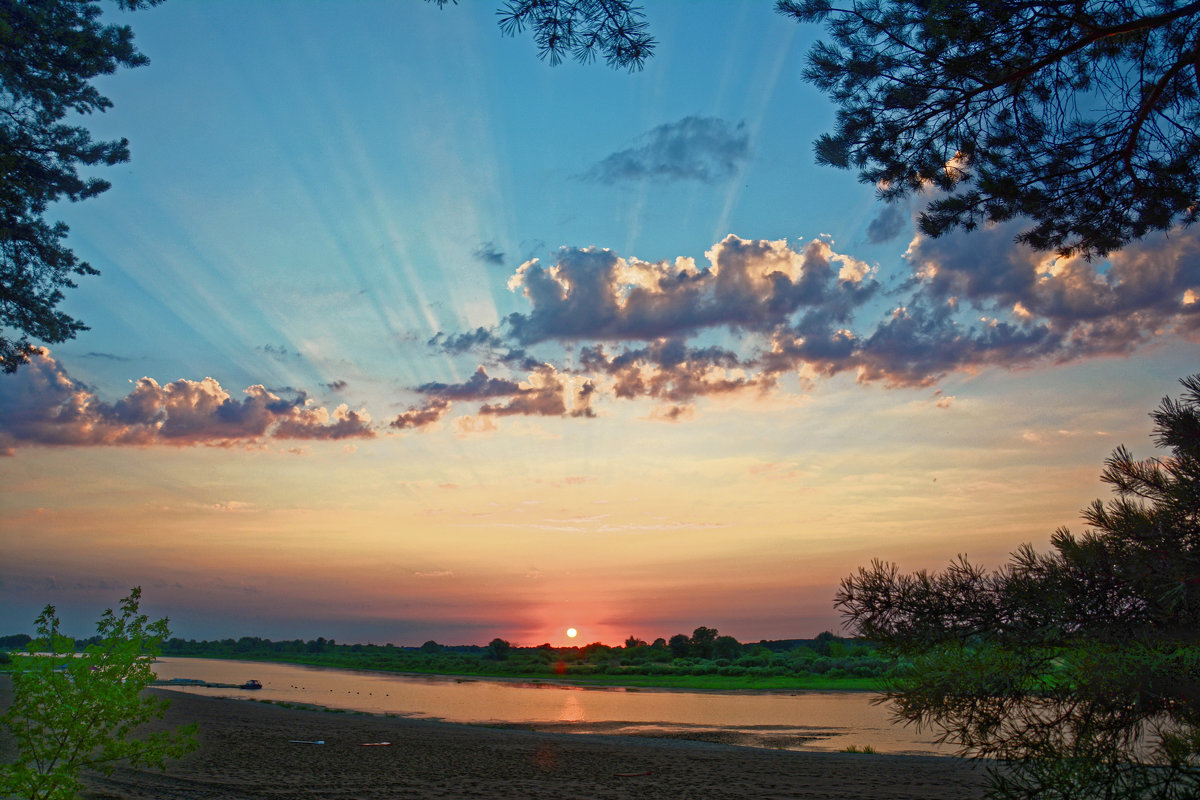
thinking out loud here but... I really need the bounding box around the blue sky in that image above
[1,1,1196,645]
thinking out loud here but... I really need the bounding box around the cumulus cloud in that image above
[17,220,1193,445]
[579,339,758,403]
[391,398,450,430]
[0,351,375,450]
[426,224,1199,403]
[504,235,878,345]
[584,116,750,185]
[408,364,596,423]
[477,366,595,419]
[901,222,1200,364]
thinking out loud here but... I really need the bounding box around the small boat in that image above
[240,679,262,690]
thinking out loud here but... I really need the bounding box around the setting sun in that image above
[566,628,578,639]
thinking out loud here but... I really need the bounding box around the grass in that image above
[841,744,877,754]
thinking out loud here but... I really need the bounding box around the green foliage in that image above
[780,0,1200,257]
[0,0,162,372]
[838,375,1200,799]
[712,635,741,660]
[485,637,511,661]
[667,633,691,659]
[159,631,891,690]
[689,626,718,659]
[0,588,197,800]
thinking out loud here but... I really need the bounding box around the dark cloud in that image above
[473,242,505,266]
[497,348,544,372]
[258,343,299,360]
[82,352,132,362]
[325,380,348,392]
[427,327,542,372]
[904,222,1200,355]
[852,301,1061,387]
[579,340,757,403]
[428,327,504,353]
[584,116,750,185]
[477,367,569,417]
[865,203,908,244]
[391,398,450,430]
[410,364,595,422]
[0,351,374,450]
[416,367,525,399]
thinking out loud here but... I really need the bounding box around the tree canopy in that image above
[429,0,655,71]
[781,0,1200,258]
[837,375,1200,798]
[0,587,197,800]
[0,0,161,373]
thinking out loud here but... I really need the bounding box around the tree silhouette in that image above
[428,0,654,71]
[780,0,1200,257]
[837,375,1200,798]
[0,0,161,373]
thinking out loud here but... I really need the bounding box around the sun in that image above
[566,627,577,639]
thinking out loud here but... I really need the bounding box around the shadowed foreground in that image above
[1,681,988,799]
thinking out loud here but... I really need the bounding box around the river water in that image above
[153,657,951,756]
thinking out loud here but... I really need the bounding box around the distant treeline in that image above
[147,627,897,682]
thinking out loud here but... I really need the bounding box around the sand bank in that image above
[1,681,988,799]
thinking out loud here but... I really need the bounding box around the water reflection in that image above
[558,692,585,723]
[153,657,948,756]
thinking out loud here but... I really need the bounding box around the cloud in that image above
[82,352,132,362]
[473,241,505,266]
[258,343,299,360]
[428,327,505,354]
[504,235,878,346]
[578,339,759,403]
[271,403,374,440]
[477,366,582,418]
[443,224,1198,397]
[416,367,525,399]
[26,226,1183,447]
[584,116,750,185]
[390,398,450,430]
[866,203,908,243]
[902,222,1200,363]
[0,351,375,450]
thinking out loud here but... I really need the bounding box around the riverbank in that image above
[155,651,886,692]
[1,681,990,799]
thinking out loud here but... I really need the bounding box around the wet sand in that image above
[1,681,989,799]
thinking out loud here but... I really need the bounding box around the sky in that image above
[1,1,1197,647]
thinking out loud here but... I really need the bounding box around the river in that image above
[153,657,952,756]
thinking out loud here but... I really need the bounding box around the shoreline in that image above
[154,654,883,694]
[2,681,990,799]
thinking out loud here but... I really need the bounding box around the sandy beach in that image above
[1,679,990,799]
